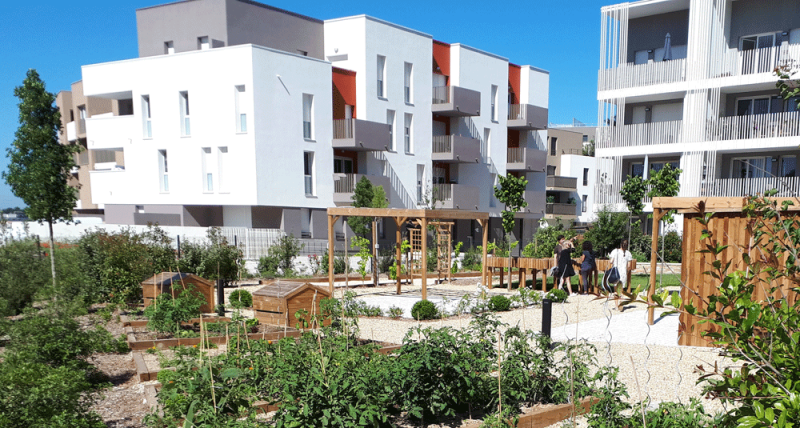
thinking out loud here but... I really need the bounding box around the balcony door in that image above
[741,34,775,74]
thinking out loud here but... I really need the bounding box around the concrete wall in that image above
[546,128,583,176]
[137,0,229,57]
[627,9,689,63]
[560,155,596,223]
[729,0,800,48]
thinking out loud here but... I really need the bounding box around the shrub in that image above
[319,250,346,275]
[488,295,511,311]
[258,234,303,277]
[411,299,438,320]
[177,228,243,282]
[583,207,629,257]
[388,306,403,319]
[143,284,205,334]
[0,234,49,315]
[545,288,568,303]
[523,220,576,258]
[656,230,682,263]
[228,289,252,309]
[461,245,483,271]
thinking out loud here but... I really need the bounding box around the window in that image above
[302,94,313,139]
[491,85,498,121]
[179,91,190,136]
[386,110,395,151]
[235,85,247,133]
[202,147,213,192]
[218,147,228,193]
[333,157,353,174]
[304,152,315,196]
[142,95,152,139]
[158,150,168,192]
[550,137,557,156]
[582,135,588,143]
[198,36,209,50]
[404,62,413,103]
[583,168,589,186]
[404,113,413,154]
[484,128,491,163]
[782,156,796,177]
[165,41,174,55]
[547,165,556,175]
[582,195,588,212]
[377,55,386,98]
[630,163,644,178]
[416,165,425,204]
[78,105,86,134]
[490,173,497,207]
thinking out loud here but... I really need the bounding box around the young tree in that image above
[495,175,528,285]
[3,70,79,290]
[647,163,682,284]
[349,177,374,238]
[620,174,648,245]
[370,185,388,286]
[775,63,800,110]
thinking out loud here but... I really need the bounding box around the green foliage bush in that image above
[143,284,205,334]
[227,289,252,309]
[545,288,568,303]
[78,225,175,304]
[523,220,576,259]
[257,234,303,277]
[583,207,629,257]
[320,250,346,275]
[411,299,438,320]
[461,245,483,271]
[177,228,243,281]
[0,233,49,315]
[488,294,511,311]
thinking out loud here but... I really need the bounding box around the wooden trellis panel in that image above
[409,228,423,278]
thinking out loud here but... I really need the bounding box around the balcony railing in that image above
[545,203,577,216]
[701,176,800,198]
[332,119,391,151]
[546,175,577,190]
[432,135,452,154]
[507,104,548,130]
[598,58,686,92]
[507,147,546,171]
[333,174,392,205]
[718,44,800,78]
[432,183,479,210]
[431,135,481,163]
[706,112,800,142]
[507,147,525,164]
[431,86,481,117]
[596,120,683,150]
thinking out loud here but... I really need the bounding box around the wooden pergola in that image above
[326,207,491,299]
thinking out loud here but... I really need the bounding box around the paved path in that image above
[551,306,680,346]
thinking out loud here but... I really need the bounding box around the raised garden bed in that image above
[125,324,301,351]
[120,314,230,328]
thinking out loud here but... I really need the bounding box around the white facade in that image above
[596,0,800,213]
[560,155,596,223]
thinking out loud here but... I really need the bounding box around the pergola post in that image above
[394,217,406,295]
[648,208,664,325]
[420,217,428,300]
[479,219,489,287]
[327,215,339,294]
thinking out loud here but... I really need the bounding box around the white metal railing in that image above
[507,147,525,163]
[333,174,357,193]
[598,58,686,91]
[432,86,449,104]
[333,119,354,139]
[508,104,525,121]
[701,176,800,198]
[596,120,683,149]
[706,111,800,142]
[719,44,800,78]
[432,135,452,153]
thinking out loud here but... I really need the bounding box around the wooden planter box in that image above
[142,272,215,314]
[253,282,331,327]
[125,325,302,351]
[121,315,230,328]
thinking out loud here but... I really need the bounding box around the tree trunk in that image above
[48,219,57,293]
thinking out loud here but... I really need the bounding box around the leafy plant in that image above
[320,250,346,275]
[0,230,49,316]
[411,299,438,320]
[510,287,542,307]
[257,234,303,277]
[228,289,252,309]
[350,235,371,280]
[523,220,576,259]
[388,305,403,319]
[583,207,628,257]
[488,294,511,311]
[177,228,244,282]
[545,288,568,303]
[143,284,205,334]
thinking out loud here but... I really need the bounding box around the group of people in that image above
[552,235,632,296]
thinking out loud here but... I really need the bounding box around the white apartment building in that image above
[59,0,550,244]
[595,0,800,216]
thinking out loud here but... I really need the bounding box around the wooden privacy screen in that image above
[677,203,799,347]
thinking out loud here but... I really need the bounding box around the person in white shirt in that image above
[608,239,632,289]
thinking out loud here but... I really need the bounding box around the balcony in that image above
[598,58,686,92]
[85,115,136,150]
[701,176,800,198]
[718,44,800,79]
[507,147,547,171]
[431,135,481,163]
[596,120,683,150]
[545,202,577,217]
[431,86,481,117]
[507,104,548,130]
[66,121,77,142]
[706,112,800,142]
[432,183,479,210]
[517,190,546,216]
[331,119,391,152]
[332,174,391,205]
[546,176,577,191]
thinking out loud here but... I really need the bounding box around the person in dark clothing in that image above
[557,238,577,295]
[579,240,597,294]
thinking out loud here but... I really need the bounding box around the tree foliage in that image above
[775,63,800,111]
[177,227,244,281]
[349,176,375,237]
[522,220,576,259]
[494,175,528,237]
[583,207,629,257]
[620,175,647,216]
[647,163,682,224]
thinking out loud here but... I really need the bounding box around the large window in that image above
[404,62,413,103]
[731,156,796,178]
[142,95,152,139]
[583,168,589,186]
[416,165,425,204]
[386,110,395,151]
[491,85,498,121]
[202,147,213,192]
[550,137,557,156]
[377,55,386,98]
[333,157,353,174]
[740,33,776,74]
[158,150,168,193]
[302,94,313,139]
[235,85,247,133]
[582,195,588,212]
[404,113,413,154]
[304,152,315,196]
[180,91,190,136]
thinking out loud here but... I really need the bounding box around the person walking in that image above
[608,239,633,291]
[579,240,597,294]
[557,237,577,295]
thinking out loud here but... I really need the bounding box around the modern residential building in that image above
[541,128,596,224]
[59,0,550,246]
[595,0,800,218]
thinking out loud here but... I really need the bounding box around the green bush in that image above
[258,234,303,277]
[320,250,346,275]
[523,220,576,259]
[228,289,252,309]
[583,207,628,257]
[388,306,403,318]
[143,285,205,334]
[657,231,682,263]
[488,295,511,311]
[177,228,243,282]
[411,299,438,320]
[461,245,483,271]
[0,234,49,316]
[545,288,568,303]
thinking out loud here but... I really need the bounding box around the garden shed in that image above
[651,197,800,347]
[253,282,331,327]
[142,272,215,314]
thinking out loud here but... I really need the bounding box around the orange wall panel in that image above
[433,40,450,79]
[332,67,357,120]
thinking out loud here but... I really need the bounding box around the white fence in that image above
[701,176,800,198]
[597,120,683,149]
[706,111,800,142]
[598,58,686,91]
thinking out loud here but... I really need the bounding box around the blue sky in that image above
[0,0,609,209]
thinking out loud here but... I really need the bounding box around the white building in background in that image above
[595,0,800,220]
[59,0,550,245]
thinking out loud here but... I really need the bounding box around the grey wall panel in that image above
[251,206,282,229]
[225,0,324,59]
[137,0,229,57]
[729,0,800,48]
[627,10,690,63]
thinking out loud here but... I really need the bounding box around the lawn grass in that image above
[494,272,682,292]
